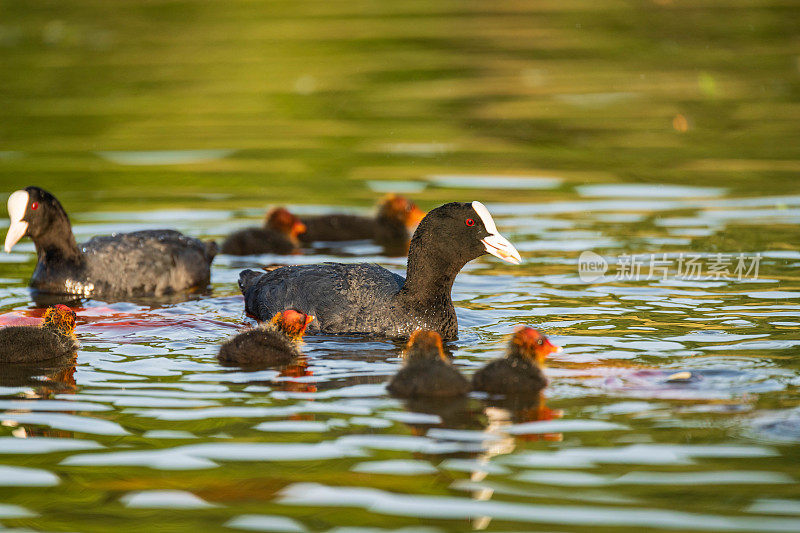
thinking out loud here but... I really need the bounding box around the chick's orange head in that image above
[43,304,77,336]
[406,329,447,361]
[267,208,306,237]
[271,309,314,340]
[512,326,560,365]
[379,195,426,229]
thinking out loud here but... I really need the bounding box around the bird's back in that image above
[221,227,295,255]
[217,326,299,367]
[388,360,469,398]
[472,357,547,394]
[81,230,215,296]
[300,214,376,242]
[240,263,405,334]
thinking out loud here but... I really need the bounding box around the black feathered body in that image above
[387,359,469,398]
[217,323,301,367]
[221,227,296,255]
[239,202,496,340]
[300,214,375,242]
[300,214,408,246]
[472,357,547,395]
[240,263,458,339]
[31,230,216,298]
[0,326,79,363]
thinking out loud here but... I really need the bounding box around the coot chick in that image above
[299,194,425,245]
[5,186,217,298]
[221,207,307,256]
[472,327,561,395]
[217,309,314,367]
[387,330,469,398]
[239,201,521,340]
[0,305,78,363]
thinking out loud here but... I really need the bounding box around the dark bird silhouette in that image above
[299,194,425,246]
[239,201,521,340]
[0,305,79,363]
[387,330,469,398]
[4,186,217,298]
[217,309,314,367]
[472,327,561,395]
[221,207,307,255]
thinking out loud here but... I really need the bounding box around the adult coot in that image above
[5,186,217,298]
[0,305,78,363]
[299,194,425,246]
[217,309,313,367]
[387,330,469,398]
[221,207,307,256]
[239,201,521,339]
[472,327,561,395]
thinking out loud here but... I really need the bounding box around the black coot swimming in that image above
[472,327,561,395]
[4,186,217,298]
[387,330,469,398]
[239,201,521,340]
[0,305,78,363]
[217,309,313,367]
[299,194,425,246]
[221,207,307,256]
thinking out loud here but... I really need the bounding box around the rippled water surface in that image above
[1,0,799,531]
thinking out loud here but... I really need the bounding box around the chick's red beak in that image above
[291,220,307,237]
[535,338,561,365]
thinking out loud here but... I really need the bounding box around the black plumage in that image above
[472,357,547,394]
[221,227,296,255]
[221,208,305,256]
[4,186,216,298]
[239,201,521,340]
[0,305,79,363]
[299,194,425,247]
[387,330,469,398]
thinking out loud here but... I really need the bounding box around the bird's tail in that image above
[204,240,219,261]
[238,269,262,294]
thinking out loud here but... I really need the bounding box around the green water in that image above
[0,1,799,531]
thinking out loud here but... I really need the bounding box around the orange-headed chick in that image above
[378,194,426,230]
[387,330,469,398]
[472,327,561,395]
[217,310,314,367]
[0,305,79,363]
[266,207,307,245]
[299,194,426,248]
[220,207,305,256]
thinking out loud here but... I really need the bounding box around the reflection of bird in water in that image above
[401,396,483,437]
[0,353,78,439]
[470,392,563,530]
[274,356,318,394]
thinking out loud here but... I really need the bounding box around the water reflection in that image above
[0,195,799,530]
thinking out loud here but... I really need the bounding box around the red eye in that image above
[465,218,475,227]
[31,202,39,210]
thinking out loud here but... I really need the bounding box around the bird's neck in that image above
[399,239,463,305]
[34,212,82,266]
